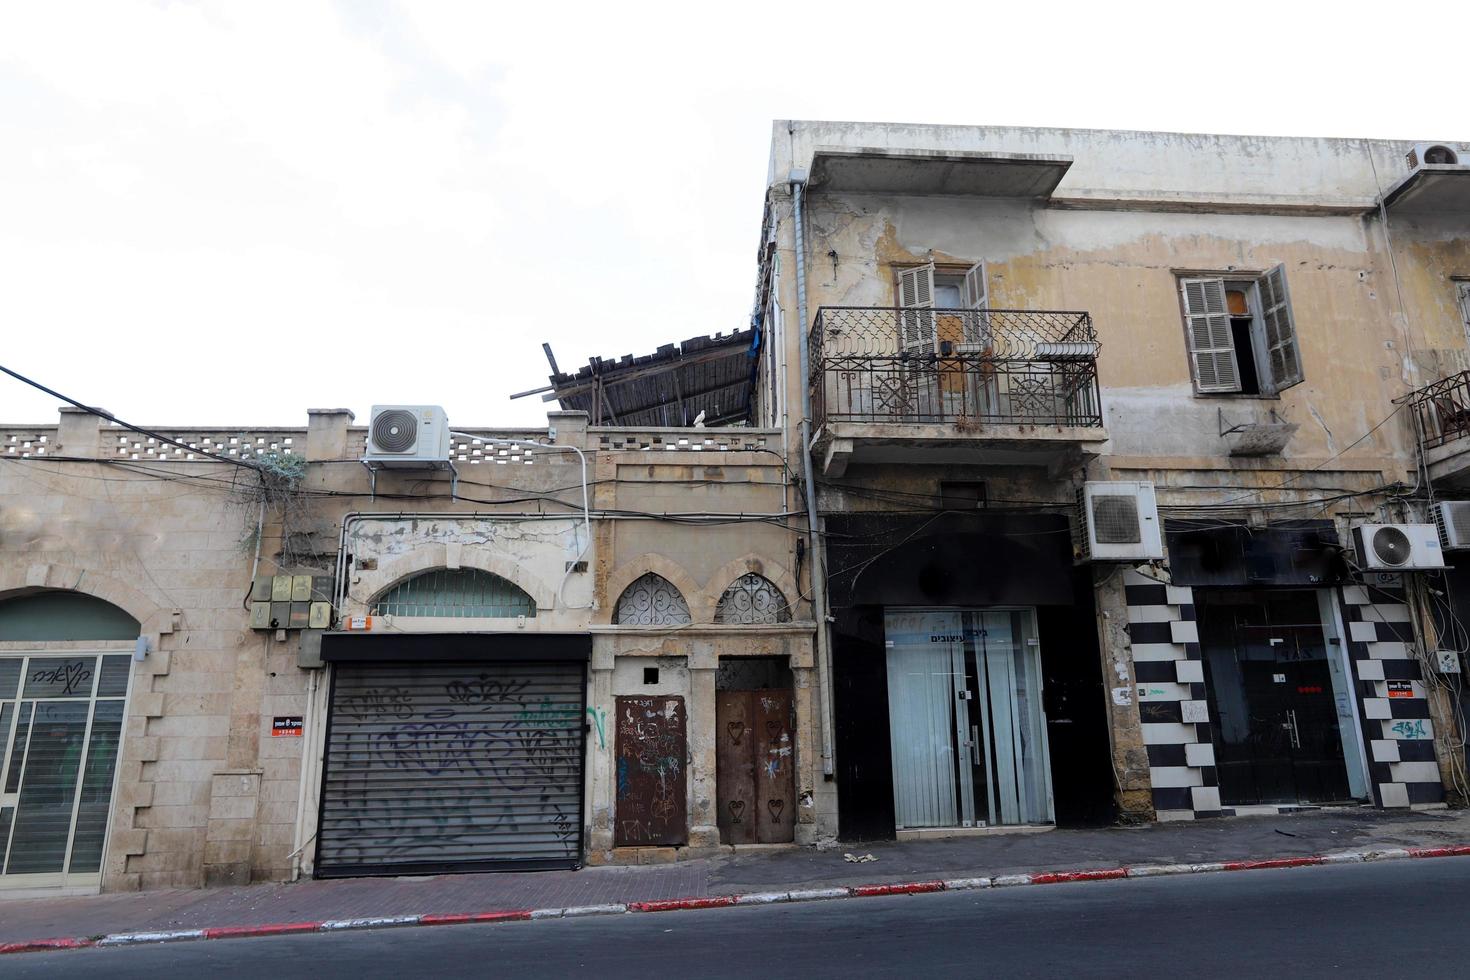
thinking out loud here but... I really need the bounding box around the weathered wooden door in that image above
[715,691,795,844]
[614,695,687,847]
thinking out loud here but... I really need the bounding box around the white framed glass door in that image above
[0,652,131,888]
[885,608,1053,829]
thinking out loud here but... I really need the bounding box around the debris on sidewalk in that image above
[843,853,878,864]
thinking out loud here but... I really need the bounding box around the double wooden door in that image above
[715,691,795,844]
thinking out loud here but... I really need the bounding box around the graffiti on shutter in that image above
[614,695,687,847]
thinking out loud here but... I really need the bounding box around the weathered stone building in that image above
[5,120,1470,897]
[753,121,1470,835]
[1,404,817,892]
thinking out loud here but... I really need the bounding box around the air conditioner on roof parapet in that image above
[1078,481,1164,562]
[364,405,451,467]
[1406,143,1466,170]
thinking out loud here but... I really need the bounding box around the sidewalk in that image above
[4,807,1469,949]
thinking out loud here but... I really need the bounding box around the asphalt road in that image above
[10,859,1469,979]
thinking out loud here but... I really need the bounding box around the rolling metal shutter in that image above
[316,660,586,877]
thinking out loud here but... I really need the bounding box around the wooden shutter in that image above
[1258,264,1302,391]
[897,263,936,356]
[1180,278,1240,393]
[962,261,988,309]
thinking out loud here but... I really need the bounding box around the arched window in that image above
[614,573,691,626]
[0,591,140,641]
[371,568,536,618]
[714,573,791,625]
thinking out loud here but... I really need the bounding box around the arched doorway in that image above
[0,590,139,889]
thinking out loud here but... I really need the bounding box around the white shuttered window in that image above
[897,263,936,356]
[1258,263,1303,391]
[962,261,988,310]
[1180,278,1241,393]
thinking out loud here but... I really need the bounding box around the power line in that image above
[0,362,265,473]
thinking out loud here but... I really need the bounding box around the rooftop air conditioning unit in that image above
[364,405,451,466]
[1351,523,1446,571]
[1406,143,1465,170]
[1079,481,1164,562]
[1433,502,1470,550]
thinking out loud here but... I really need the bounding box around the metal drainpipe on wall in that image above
[792,174,837,779]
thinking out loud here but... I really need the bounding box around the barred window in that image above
[614,573,692,626]
[372,568,535,618]
[714,573,791,625]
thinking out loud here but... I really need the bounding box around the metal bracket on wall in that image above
[359,458,459,500]
[1219,406,1287,436]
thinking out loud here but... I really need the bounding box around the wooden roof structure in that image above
[521,330,758,428]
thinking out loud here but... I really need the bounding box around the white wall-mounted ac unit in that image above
[1406,142,1465,170]
[1351,523,1446,571]
[364,405,451,466]
[1433,501,1470,550]
[1079,481,1164,562]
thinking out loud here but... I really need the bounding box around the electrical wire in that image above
[0,362,267,473]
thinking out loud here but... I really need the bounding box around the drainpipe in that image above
[791,173,836,779]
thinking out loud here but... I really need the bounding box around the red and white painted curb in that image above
[5,844,1470,956]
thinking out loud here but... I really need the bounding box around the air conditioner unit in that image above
[1406,142,1465,170]
[363,405,451,466]
[1351,523,1447,571]
[1079,482,1164,562]
[1433,501,1470,550]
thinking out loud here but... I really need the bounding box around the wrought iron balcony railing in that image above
[809,307,1103,429]
[1404,369,1470,450]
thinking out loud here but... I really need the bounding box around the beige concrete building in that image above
[752,121,1470,836]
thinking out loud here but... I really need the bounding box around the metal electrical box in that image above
[249,571,333,632]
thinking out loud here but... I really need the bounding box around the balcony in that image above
[808,307,1107,476]
[1406,370,1470,487]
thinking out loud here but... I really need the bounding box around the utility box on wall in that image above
[249,571,333,631]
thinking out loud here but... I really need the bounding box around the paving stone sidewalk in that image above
[4,807,1467,945]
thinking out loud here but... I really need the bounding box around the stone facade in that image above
[0,407,817,892]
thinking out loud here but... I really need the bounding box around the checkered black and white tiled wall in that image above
[1122,570,1220,821]
[1121,570,1445,819]
[1339,582,1444,808]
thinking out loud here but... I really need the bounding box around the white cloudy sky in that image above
[1,0,1464,426]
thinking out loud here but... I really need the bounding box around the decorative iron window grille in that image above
[614,573,692,626]
[714,573,791,625]
[371,568,536,618]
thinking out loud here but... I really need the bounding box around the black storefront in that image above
[824,511,1115,841]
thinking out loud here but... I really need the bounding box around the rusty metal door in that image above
[716,691,795,845]
[614,695,687,847]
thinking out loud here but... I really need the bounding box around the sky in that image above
[1,0,1465,427]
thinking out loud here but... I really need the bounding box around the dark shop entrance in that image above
[1195,589,1361,806]
[825,512,1116,840]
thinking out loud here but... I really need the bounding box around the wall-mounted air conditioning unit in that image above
[1079,481,1164,562]
[1406,143,1465,170]
[1433,501,1470,550]
[1351,523,1446,571]
[364,405,452,466]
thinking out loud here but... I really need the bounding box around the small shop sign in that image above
[272,715,305,737]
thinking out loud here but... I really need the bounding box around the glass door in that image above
[1199,590,1353,806]
[885,610,969,828]
[885,609,1053,829]
[0,653,130,886]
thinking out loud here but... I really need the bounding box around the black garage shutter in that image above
[316,659,586,877]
